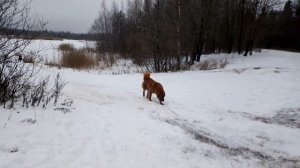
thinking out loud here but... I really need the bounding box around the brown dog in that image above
[142,72,165,105]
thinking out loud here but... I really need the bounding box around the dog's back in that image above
[151,81,165,102]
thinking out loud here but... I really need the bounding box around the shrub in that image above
[95,53,117,67]
[23,55,36,64]
[58,43,75,52]
[219,59,229,69]
[199,61,210,70]
[57,43,98,70]
[0,0,48,108]
[21,73,67,108]
[61,49,97,69]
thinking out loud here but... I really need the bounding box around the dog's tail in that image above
[144,72,151,80]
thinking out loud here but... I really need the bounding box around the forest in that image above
[90,0,300,72]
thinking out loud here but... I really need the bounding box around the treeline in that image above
[261,0,300,51]
[32,30,96,41]
[90,0,299,72]
[1,29,96,41]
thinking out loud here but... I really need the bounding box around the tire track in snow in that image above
[151,105,300,168]
[228,108,300,129]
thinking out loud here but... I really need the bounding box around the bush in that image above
[21,73,67,108]
[59,43,75,52]
[0,0,48,108]
[23,55,36,64]
[61,49,97,69]
[57,43,98,70]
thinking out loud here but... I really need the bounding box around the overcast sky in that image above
[31,0,124,33]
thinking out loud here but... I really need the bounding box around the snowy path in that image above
[1,50,300,168]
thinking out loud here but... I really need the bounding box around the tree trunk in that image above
[238,0,245,54]
[176,0,182,70]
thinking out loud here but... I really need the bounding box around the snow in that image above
[1,39,300,168]
[24,39,92,63]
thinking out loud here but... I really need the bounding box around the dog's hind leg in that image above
[148,91,152,101]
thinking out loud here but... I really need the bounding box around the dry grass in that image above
[59,43,75,52]
[84,47,96,53]
[56,43,98,70]
[61,49,97,69]
[45,59,60,68]
[95,53,117,67]
[219,59,228,69]
[23,55,35,64]
[232,69,245,74]
[56,43,119,70]
[199,61,209,70]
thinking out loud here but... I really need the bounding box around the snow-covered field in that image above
[24,39,142,74]
[24,39,90,63]
[1,39,300,168]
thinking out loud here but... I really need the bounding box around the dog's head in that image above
[144,72,151,79]
[157,90,165,102]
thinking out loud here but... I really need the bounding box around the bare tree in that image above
[0,0,45,108]
[89,0,289,71]
[90,0,112,55]
[243,0,280,56]
[165,0,182,70]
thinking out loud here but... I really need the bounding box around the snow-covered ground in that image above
[1,40,300,168]
[24,39,90,63]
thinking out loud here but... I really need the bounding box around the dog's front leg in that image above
[148,91,152,101]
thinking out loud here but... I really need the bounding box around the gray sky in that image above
[31,0,124,33]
